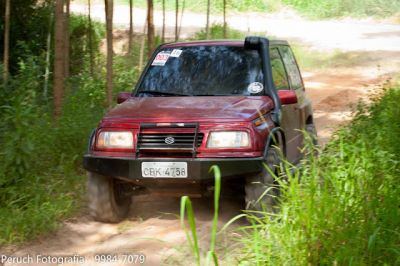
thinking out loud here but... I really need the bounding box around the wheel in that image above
[305,123,318,145]
[245,146,281,213]
[87,172,131,223]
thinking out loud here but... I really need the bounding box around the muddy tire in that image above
[245,147,281,213]
[87,172,131,223]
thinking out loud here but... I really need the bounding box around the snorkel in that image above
[244,36,282,126]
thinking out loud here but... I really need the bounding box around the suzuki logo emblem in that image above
[165,137,175,145]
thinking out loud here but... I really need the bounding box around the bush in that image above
[229,86,400,265]
[193,24,245,40]
[0,54,139,244]
[281,0,400,18]
[70,15,105,76]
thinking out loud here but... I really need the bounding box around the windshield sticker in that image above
[170,49,183,58]
[248,82,264,94]
[152,52,170,66]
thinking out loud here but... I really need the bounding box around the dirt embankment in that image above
[2,6,400,266]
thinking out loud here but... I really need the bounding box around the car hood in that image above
[103,96,274,123]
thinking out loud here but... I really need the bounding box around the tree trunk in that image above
[44,2,54,98]
[88,0,94,76]
[3,0,10,86]
[223,0,227,38]
[53,0,65,118]
[146,0,154,58]
[139,14,147,72]
[161,0,165,43]
[105,0,114,108]
[64,0,70,79]
[175,0,178,41]
[128,0,133,55]
[177,0,185,40]
[206,0,210,39]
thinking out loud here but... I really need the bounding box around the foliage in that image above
[180,165,221,265]
[0,0,53,74]
[280,0,400,18]
[0,53,139,245]
[111,0,400,18]
[114,0,269,13]
[69,15,105,75]
[225,85,400,265]
[193,23,245,40]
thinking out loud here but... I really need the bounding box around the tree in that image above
[128,0,133,55]
[161,0,165,43]
[87,0,94,76]
[139,14,147,72]
[147,0,154,58]
[223,0,227,38]
[64,0,70,79]
[175,0,178,41]
[3,0,10,85]
[105,0,114,108]
[177,0,185,40]
[43,1,54,98]
[53,0,65,118]
[205,0,210,39]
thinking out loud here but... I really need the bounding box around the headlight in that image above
[207,131,250,148]
[96,131,134,149]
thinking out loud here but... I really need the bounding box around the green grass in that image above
[0,172,85,244]
[178,83,400,265]
[180,165,222,265]
[0,15,139,244]
[192,23,246,40]
[226,85,400,265]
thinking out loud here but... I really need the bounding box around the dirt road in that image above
[2,5,400,266]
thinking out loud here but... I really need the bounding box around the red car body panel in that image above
[93,96,276,159]
[104,96,274,123]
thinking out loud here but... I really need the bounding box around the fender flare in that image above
[263,127,286,159]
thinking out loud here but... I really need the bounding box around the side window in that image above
[280,46,303,90]
[269,48,289,90]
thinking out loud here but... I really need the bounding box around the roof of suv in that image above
[161,39,289,48]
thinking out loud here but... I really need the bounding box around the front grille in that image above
[138,133,204,150]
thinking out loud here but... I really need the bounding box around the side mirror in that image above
[278,90,298,105]
[117,92,131,104]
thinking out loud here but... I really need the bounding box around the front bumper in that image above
[83,155,263,181]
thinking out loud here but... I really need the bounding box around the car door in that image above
[269,47,302,163]
[279,45,306,162]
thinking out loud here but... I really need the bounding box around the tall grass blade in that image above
[209,165,221,253]
[180,196,200,265]
[206,251,219,266]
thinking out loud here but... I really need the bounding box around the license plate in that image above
[141,162,188,178]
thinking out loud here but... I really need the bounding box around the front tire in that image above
[245,147,281,213]
[87,172,131,223]
[305,123,318,145]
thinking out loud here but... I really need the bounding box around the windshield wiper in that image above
[137,90,190,97]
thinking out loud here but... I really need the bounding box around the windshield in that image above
[136,45,264,97]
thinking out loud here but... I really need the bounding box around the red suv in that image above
[83,37,316,222]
